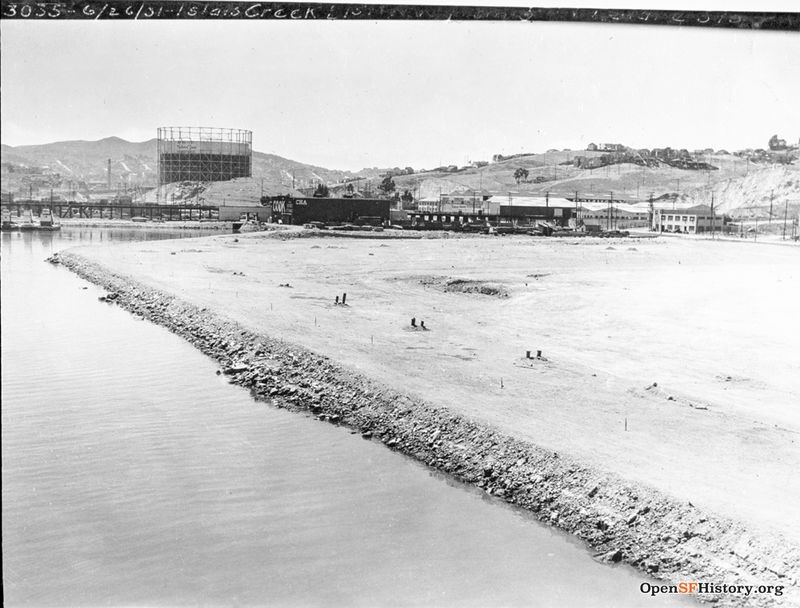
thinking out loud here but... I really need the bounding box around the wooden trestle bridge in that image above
[1,201,220,221]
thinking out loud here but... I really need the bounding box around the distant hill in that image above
[362,151,800,215]
[3,138,798,214]
[1,136,369,201]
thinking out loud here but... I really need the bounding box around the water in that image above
[2,228,687,607]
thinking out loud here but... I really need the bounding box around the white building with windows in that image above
[653,204,719,233]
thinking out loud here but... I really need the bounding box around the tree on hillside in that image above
[313,182,330,197]
[378,176,396,195]
[513,167,529,184]
[344,183,355,198]
[401,189,414,204]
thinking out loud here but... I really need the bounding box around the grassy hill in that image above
[368,151,800,215]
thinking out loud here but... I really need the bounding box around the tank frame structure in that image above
[157,127,252,185]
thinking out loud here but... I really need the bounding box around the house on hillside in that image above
[587,143,598,151]
[769,135,787,151]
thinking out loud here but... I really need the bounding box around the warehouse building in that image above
[579,202,650,230]
[260,196,391,225]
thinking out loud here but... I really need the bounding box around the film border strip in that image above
[1,2,799,28]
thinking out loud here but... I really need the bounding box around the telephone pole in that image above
[545,191,549,221]
[783,200,789,240]
[769,190,774,224]
[574,190,579,229]
[710,191,715,239]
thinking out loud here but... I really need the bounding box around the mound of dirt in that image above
[445,279,508,297]
[418,276,509,298]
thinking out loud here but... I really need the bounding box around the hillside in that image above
[367,151,800,215]
[1,137,367,202]
[3,138,798,214]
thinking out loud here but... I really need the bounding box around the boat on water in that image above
[37,208,62,231]
[1,208,63,231]
[1,208,16,231]
[18,210,36,231]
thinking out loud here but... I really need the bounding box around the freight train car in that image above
[261,196,391,226]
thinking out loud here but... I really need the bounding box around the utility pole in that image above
[574,190,579,229]
[769,190,774,224]
[710,191,715,239]
[545,191,549,219]
[783,200,789,240]
[609,191,613,230]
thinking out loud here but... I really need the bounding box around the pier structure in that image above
[1,200,221,221]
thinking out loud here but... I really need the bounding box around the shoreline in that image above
[56,219,234,230]
[50,248,799,608]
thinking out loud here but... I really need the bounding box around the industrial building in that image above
[157,127,252,185]
[408,195,578,230]
[261,196,392,225]
[653,205,719,233]
[579,202,650,230]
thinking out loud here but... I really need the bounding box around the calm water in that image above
[1,228,687,607]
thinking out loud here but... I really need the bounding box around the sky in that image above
[2,5,799,171]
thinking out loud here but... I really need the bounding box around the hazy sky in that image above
[2,5,798,170]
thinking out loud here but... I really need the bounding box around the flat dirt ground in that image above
[74,231,800,542]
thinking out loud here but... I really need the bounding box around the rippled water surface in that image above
[2,228,687,607]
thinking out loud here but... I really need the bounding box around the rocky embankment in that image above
[50,250,800,608]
